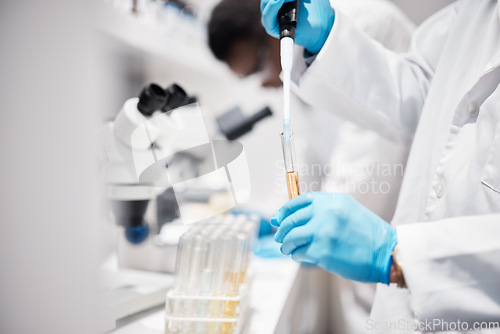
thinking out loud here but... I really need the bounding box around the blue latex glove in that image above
[254,235,285,258]
[261,0,335,54]
[271,193,397,284]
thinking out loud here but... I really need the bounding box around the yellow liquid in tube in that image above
[286,171,300,199]
[207,293,224,334]
[221,271,240,334]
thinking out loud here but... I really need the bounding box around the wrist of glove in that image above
[271,192,397,284]
[261,0,335,54]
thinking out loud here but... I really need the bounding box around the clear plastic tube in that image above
[194,231,218,334]
[221,233,245,334]
[171,231,195,333]
[174,231,195,293]
[239,220,256,285]
[207,230,235,334]
[281,132,300,199]
[181,234,206,333]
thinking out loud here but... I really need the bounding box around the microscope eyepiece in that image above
[163,83,189,113]
[137,83,167,116]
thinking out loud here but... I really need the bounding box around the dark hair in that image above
[208,0,266,61]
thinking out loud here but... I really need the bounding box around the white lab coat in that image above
[291,0,500,329]
[300,0,415,223]
[296,1,415,334]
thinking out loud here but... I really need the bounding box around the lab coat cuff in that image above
[394,223,425,289]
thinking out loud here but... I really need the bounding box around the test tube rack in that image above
[165,214,256,334]
[164,285,250,334]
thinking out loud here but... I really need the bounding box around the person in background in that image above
[208,0,415,332]
[208,0,282,87]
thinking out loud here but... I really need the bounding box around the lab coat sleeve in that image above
[396,215,500,324]
[291,2,461,145]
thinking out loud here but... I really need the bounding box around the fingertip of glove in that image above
[274,231,281,243]
[279,244,287,256]
[270,215,279,227]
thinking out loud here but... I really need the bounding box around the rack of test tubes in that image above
[165,214,257,334]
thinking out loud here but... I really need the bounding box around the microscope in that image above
[101,82,273,274]
[101,82,199,273]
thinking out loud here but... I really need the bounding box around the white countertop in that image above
[109,257,299,334]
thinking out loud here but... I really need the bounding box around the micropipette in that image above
[278,0,301,199]
[278,0,298,137]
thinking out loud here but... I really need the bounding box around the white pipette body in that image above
[280,37,294,139]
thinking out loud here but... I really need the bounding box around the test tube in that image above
[194,227,221,334]
[221,232,245,334]
[207,229,235,334]
[240,220,256,285]
[173,230,195,294]
[230,215,255,285]
[169,230,196,334]
[281,132,300,199]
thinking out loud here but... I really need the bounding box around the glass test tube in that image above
[194,227,221,334]
[173,231,195,293]
[281,132,300,199]
[179,233,204,333]
[207,229,235,334]
[240,220,256,284]
[168,230,195,334]
[221,232,245,334]
[231,216,255,285]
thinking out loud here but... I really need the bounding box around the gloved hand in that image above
[271,192,397,284]
[261,0,335,54]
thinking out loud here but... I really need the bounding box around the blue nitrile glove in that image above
[261,0,335,54]
[254,235,285,258]
[271,193,397,284]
